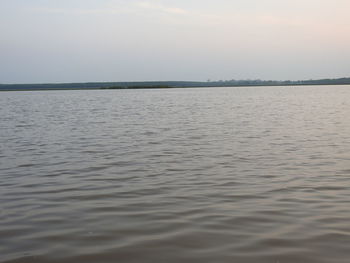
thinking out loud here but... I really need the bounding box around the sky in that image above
[1,0,350,83]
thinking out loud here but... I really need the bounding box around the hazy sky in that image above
[1,0,350,83]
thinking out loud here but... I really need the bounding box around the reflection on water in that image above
[1,86,350,263]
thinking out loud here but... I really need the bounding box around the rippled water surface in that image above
[1,86,350,263]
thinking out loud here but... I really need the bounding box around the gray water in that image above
[1,86,350,263]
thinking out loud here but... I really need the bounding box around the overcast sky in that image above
[1,0,350,83]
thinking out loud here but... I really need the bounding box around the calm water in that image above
[1,86,350,263]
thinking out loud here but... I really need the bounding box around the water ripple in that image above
[1,86,350,263]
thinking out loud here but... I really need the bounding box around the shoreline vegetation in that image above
[100,85,173,90]
[1,77,350,91]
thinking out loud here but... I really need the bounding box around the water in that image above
[1,86,350,263]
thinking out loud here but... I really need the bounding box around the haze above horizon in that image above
[1,0,350,84]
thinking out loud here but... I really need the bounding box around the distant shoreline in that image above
[1,79,350,91]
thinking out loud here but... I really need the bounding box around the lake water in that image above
[1,86,350,263]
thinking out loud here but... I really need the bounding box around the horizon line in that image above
[1,76,350,86]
